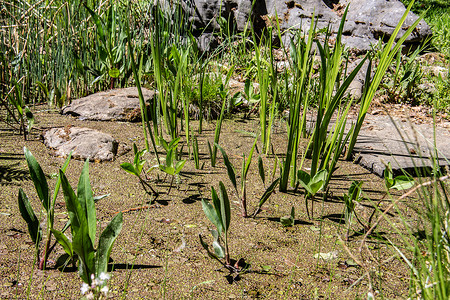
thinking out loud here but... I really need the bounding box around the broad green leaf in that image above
[51,228,73,257]
[175,160,186,174]
[201,199,222,235]
[120,162,138,176]
[391,176,415,191]
[312,169,328,185]
[18,188,42,246]
[166,149,174,169]
[61,170,95,284]
[218,182,231,232]
[212,240,225,258]
[108,68,120,78]
[60,170,81,232]
[310,180,325,195]
[199,234,221,262]
[120,162,137,176]
[297,170,313,194]
[211,186,222,225]
[96,212,123,276]
[77,160,96,245]
[24,147,49,211]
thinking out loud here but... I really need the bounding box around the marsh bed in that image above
[0,107,419,299]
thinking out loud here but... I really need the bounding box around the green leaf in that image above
[24,147,49,211]
[24,106,34,131]
[216,144,237,192]
[280,206,295,227]
[18,188,42,246]
[391,176,415,191]
[51,228,73,257]
[175,160,186,175]
[77,160,96,246]
[261,265,271,272]
[166,149,174,169]
[201,199,222,235]
[218,182,231,233]
[242,138,257,187]
[199,234,221,262]
[258,177,280,208]
[297,170,313,194]
[212,240,225,258]
[96,212,123,276]
[60,170,95,284]
[120,162,137,176]
[108,68,120,78]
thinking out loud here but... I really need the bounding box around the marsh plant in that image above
[296,169,328,219]
[18,148,123,286]
[120,143,158,198]
[217,140,256,217]
[342,180,364,241]
[156,137,186,193]
[54,159,123,285]
[200,181,232,266]
[217,141,279,218]
[18,147,71,270]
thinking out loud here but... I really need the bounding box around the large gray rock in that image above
[61,87,156,122]
[351,114,450,177]
[188,0,431,53]
[42,127,129,162]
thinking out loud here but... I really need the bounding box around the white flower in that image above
[100,286,109,295]
[99,272,110,281]
[93,277,102,287]
[81,283,90,295]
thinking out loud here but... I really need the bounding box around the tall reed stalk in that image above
[279,17,316,192]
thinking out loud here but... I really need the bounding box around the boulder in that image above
[187,0,431,53]
[42,126,130,162]
[61,87,156,122]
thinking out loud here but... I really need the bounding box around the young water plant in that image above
[156,137,186,194]
[252,177,280,218]
[200,182,231,266]
[18,147,71,270]
[192,135,200,169]
[384,162,415,191]
[280,206,295,227]
[199,182,249,281]
[216,139,256,217]
[296,169,328,219]
[343,181,364,241]
[120,143,158,199]
[53,159,123,285]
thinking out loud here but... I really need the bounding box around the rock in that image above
[351,114,450,177]
[61,87,156,122]
[187,0,431,53]
[42,126,130,162]
[422,66,448,79]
